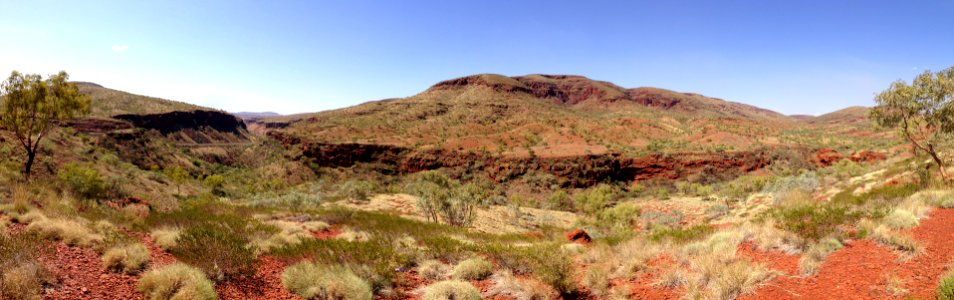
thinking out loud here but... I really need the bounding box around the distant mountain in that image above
[260,73,887,158]
[233,111,281,121]
[74,82,206,118]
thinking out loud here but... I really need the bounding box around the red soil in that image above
[311,226,341,240]
[42,243,143,300]
[742,208,954,300]
[737,241,800,275]
[215,256,302,300]
[626,255,681,300]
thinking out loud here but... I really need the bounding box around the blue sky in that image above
[1,1,952,115]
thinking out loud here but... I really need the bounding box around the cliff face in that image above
[113,110,248,138]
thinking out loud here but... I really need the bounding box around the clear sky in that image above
[1,1,952,115]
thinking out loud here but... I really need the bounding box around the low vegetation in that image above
[281,261,372,300]
[102,243,151,274]
[138,263,217,300]
[421,280,481,300]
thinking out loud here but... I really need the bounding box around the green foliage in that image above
[938,269,954,300]
[484,243,577,295]
[573,184,618,215]
[338,179,377,202]
[545,190,573,211]
[138,263,217,300]
[595,202,640,230]
[203,174,225,194]
[281,262,372,300]
[774,204,853,241]
[58,163,109,200]
[871,66,954,181]
[170,217,260,281]
[162,166,190,195]
[1,70,90,177]
[718,175,770,201]
[404,171,485,226]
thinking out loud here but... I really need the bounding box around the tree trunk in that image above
[23,150,36,179]
[928,150,950,182]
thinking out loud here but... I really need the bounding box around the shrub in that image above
[102,243,151,274]
[58,163,110,200]
[138,263,217,300]
[404,172,484,226]
[870,226,924,257]
[338,180,377,202]
[281,262,372,300]
[484,244,576,295]
[574,184,618,215]
[596,202,640,230]
[774,204,853,241]
[452,257,493,280]
[150,228,180,250]
[421,280,481,300]
[583,263,611,297]
[418,260,451,281]
[545,190,573,211]
[171,221,258,281]
[882,209,919,230]
[203,174,225,194]
[938,269,954,300]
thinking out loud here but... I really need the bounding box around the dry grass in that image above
[582,238,661,279]
[740,221,806,255]
[138,263,217,300]
[420,280,481,300]
[1,262,52,300]
[252,220,315,254]
[336,228,371,242]
[798,237,843,276]
[485,270,559,300]
[882,209,919,230]
[560,243,586,254]
[583,263,611,297]
[451,257,493,280]
[654,268,689,288]
[24,213,105,248]
[417,260,451,281]
[281,261,372,300]
[870,225,924,259]
[102,243,151,274]
[149,228,181,250]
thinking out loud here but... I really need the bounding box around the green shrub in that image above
[138,263,217,300]
[171,220,258,281]
[775,204,854,241]
[203,174,225,194]
[573,184,618,215]
[545,190,573,211]
[281,262,372,300]
[938,270,954,300]
[421,280,481,300]
[596,202,640,230]
[58,163,109,199]
[405,172,485,227]
[882,209,919,230]
[102,243,151,274]
[338,179,377,202]
[451,257,493,280]
[484,243,576,295]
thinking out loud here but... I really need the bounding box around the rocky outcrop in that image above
[114,110,248,137]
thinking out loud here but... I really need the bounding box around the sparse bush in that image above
[452,257,493,280]
[485,243,577,295]
[150,228,180,250]
[281,262,372,300]
[171,220,258,281]
[573,184,618,215]
[775,204,853,241]
[138,263,217,300]
[203,174,225,195]
[545,190,573,211]
[596,202,640,230]
[421,280,481,300]
[338,179,377,202]
[102,243,151,274]
[405,172,485,227]
[58,163,109,200]
[418,260,451,281]
[583,263,611,297]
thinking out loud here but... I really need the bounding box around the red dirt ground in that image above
[215,256,302,300]
[741,208,954,300]
[625,254,681,300]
